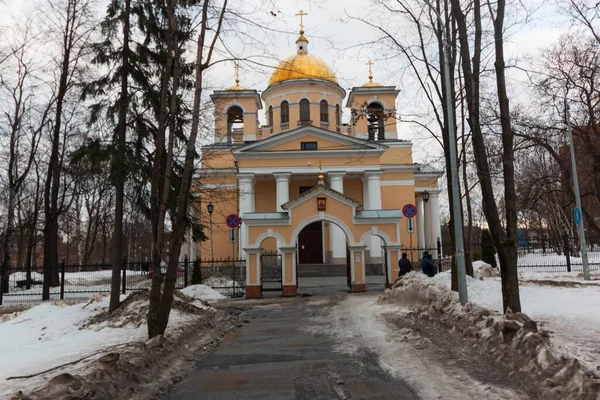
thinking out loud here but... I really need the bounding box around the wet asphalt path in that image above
[166,278,419,400]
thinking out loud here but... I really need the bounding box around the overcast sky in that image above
[0,0,573,166]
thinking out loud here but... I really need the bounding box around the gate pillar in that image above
[244,247,262,299]
[384,245,401,289]
[348,245,367,293]
[280,246,297,297]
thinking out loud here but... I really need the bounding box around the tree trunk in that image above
[491,0,521,312]
[110,0,131,313]
[147,0,177,339]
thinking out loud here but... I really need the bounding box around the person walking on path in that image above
[398,252,412,277]
[421,251,435,277]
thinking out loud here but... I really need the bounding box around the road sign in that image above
[229,229,238,243]
[574,207,582,226]
[406,218,415,233]
[402,204,417,219]
[226,214,241,229]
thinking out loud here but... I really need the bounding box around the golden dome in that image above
[268,53,338,87]
[363,81,383,87]
[226,83,245,91]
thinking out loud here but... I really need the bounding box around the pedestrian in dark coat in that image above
[421,251,435,277]
[398,252,412,276]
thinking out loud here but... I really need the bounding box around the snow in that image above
[180,284,226,302]
[0,291,204,397]
[433,264,600,373]
[305,295,527,399]
[0,295,146,397]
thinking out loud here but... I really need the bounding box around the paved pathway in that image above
[166,280,417,400]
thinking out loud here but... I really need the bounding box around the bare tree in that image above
[42,0,95,300]
[147,0,228,338]
[0,25,54,291]
[449,0,521,312]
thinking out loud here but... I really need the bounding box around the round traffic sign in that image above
[402,204,417,219]
[226,214,241,229]
[574,207,582,226]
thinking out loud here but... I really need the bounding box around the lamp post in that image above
[564,97,590,280]
[207,202,215,271]
[422,190,430,250]
[420,0,468,304]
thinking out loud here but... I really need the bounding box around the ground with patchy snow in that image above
[378,268,600,399]
[181,284,226,302]
[0,289,236,399]
[433,261,600,374]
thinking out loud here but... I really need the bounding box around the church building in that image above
[187,15,443,299]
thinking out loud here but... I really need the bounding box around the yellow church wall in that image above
[343,178,363,205]
[197,189,238,260]
[380,172,414,181]
[266,135,353,151]
[201,151,236,169]
[379,147,412,165]
[254,180,277,212]
[238,155,381,169]
[415,178,439,188]
[289,179,318,197]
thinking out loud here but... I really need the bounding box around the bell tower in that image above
[346,61,400,140]
[210,63,262,143]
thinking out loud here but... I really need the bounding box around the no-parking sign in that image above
[402,204,417,219]
[226,214,241,228]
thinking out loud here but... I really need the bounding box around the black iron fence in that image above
[0,258,246,305]
[515,234,600,273]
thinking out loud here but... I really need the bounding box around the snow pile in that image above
[0,290,224,398]
[472,260,500,279]
[379,272,600,399]
[181,284,226,302]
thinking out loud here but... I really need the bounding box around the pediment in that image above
[232,125,387,156]
[281,183,360,211]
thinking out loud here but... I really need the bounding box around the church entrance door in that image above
[298,221,323,264]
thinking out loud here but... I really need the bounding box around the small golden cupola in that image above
[226,62,245,91]
[362,60,382,87]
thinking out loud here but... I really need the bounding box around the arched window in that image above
[299,99,310,125]
[335,104,341,132]
[320,100,329,123]
[367,102,385,140]
[280,101,289,125]
[226,106,244,143]
[268,106,273,128]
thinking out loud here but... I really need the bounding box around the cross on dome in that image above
[226,60,245,90]
[295,9,308,35]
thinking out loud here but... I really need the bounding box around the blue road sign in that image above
[226,214,241,229]
[574,207,582,226]
[402,204,417,219]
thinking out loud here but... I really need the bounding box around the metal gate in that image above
[261,252,282,291]
[346,245,351,288]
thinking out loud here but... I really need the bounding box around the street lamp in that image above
[420,0,468,304]
[422,190,430,252]
[207,203,215,269]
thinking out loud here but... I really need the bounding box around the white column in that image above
[429,192,442,257]
[365,171,383,260]
[238,174,255,258]
[329,172,346,261]
[273,173,291,212]
[416,195,425,249]
[361,176,370,210]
